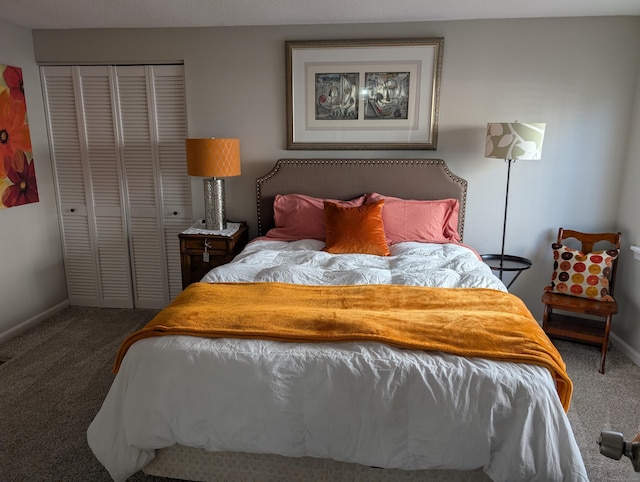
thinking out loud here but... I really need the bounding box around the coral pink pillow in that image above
[323,200,390,256]
[365,193,460,244]
[266,193,366,241]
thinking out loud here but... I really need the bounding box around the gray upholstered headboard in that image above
[256,159,468,239]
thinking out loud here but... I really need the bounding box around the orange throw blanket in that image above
[114,282,573,411]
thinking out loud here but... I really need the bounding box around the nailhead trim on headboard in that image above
[256,159,468,238]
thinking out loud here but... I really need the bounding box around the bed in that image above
[87,159,588,482]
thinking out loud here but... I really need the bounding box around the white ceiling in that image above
[0,0,638,29]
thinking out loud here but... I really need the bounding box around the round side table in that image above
[480,254,532,289]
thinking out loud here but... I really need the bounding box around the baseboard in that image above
[0,300,70,344]
[610,333,640,368]
[5,306,639,368]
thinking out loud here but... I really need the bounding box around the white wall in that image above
[0,19,67,340]
[20,16,640,357]
[615,61,640,364]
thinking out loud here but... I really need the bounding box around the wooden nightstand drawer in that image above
[181,237,235,253]
[178,222,249,289]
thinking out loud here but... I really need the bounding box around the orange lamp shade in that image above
[185,138,241,178]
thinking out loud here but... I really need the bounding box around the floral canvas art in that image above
[0,64,38,208]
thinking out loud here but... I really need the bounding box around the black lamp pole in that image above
[499,159,514,280]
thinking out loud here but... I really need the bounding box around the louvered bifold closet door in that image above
[80,66,134,308]
[114,65,191,307]
[42,66,103,306]
[43,65,134,308]
[114,66,167,308]
[150,65,192,300]
[42,64,190,309]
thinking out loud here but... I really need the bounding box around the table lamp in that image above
[484,122,546,279]
[185,138,241,230]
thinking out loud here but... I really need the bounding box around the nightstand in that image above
[179,221,249,289]
[480,254,532,289]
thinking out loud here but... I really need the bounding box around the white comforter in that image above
[88,240,588,481]
[202,239,508,288]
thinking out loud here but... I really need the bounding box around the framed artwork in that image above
[0,64,38,208]
[286,38,444,150]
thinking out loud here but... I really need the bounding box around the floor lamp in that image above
[484,122,546,281]
[185,138,241,230]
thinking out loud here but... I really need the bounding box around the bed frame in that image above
[143,159,486,481]
[255,158,467,239]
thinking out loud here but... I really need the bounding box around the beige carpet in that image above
[0,306,639,481]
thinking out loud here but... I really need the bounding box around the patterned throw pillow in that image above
[545,243,619,301]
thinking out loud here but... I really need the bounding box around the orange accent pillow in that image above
[267,193,367,241]
[323,200,391,256]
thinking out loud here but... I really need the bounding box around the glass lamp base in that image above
[203,178,226,230]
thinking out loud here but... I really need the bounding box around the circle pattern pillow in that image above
[545,243,619,301]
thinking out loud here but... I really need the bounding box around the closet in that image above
[41,64,192,309]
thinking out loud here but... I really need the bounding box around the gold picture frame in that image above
[286,38,444,150]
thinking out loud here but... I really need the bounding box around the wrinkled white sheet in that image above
[88,241,588,481]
